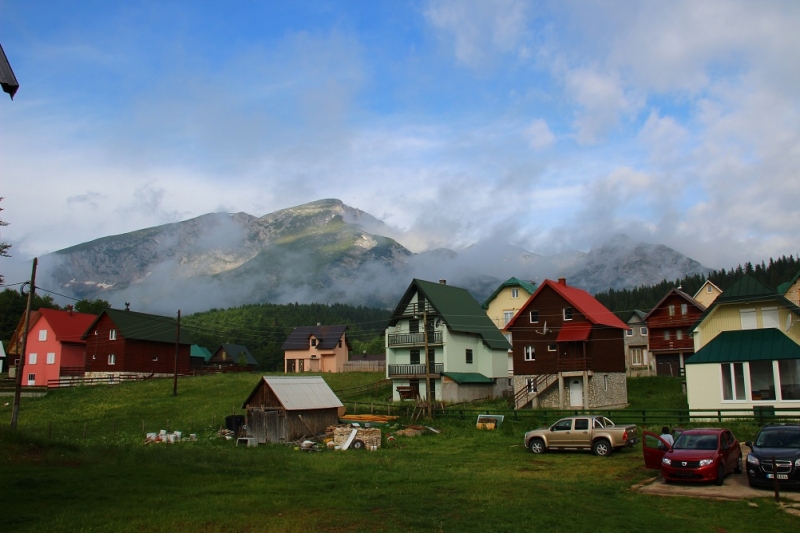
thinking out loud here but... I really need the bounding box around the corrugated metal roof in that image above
[442,372,494,384]
[687,328,800,364]
[556,322,592,342]
[263,376,343,410]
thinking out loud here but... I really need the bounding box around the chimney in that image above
[439,279,447,285]
[558,278,567,286]
[67,304,73,316]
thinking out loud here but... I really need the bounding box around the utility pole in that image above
[11,257,37,429]
[423,308,432,418]
[173,310,181,396]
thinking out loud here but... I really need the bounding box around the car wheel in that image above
[714,463,725,486]
[664,477,673,484]
[734,455,742,474]
[528,438,545,454]
[593,439,611,457]
[351,439,365,450]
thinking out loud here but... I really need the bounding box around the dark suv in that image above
[746,423,800,489]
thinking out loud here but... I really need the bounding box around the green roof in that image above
[85,308,193,344]
[687,329,800,364]
[442,372,494,384]
[390,279,511,351]
[481,277,537,309]
[777,270,800,296]
[190,345,213,362]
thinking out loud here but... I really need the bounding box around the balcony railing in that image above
[387,331,443,347]
[388,363,444,377]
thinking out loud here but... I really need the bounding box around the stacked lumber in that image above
[340,414,397,424]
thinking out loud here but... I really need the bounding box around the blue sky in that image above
[2,0,799,278]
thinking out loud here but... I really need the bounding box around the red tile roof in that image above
[36,308,97,344]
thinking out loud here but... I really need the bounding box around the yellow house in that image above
[282,325,351,373]
[482,277,537,375]
[778,271,800,306]
[693,280,723,308]
[686,275,800,413]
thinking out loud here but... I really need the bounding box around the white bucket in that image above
[174,431,182,440]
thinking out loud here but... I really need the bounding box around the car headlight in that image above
[747,454,760,466]
[699,459,714,467]
[662,457,671,466]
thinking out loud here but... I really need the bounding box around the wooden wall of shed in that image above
[246,407,340,443]
[285,408,340,441]
[245,381,283,409]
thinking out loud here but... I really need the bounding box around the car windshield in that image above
[674,433,718,451]
[755,429,800,448]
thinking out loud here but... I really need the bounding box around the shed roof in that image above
[389,279,511,351]
[282,325,350,351]
[190,345,213,362]
[686,328,800,364]
[241,376,344,410]
[442,372,494,384]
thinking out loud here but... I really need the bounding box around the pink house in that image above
[21,308,96,386]
[282,325,351,373]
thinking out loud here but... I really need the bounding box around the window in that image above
[740,309,757,330]
[511,288,519,299]
[640,326,648,335]
[749,360,776,400]
[631,347,644,366]
[109,329,116,340]
[409,319,419,333]
[676,330,683,340]
[778,360,800,400]
[664,331,671,341]
[311,338,317,347]
[465,349,473,364]
[526,378,536,393]
[27,374,35,385]
[547,344,556,352]
[563,307,573,321]
[574,418,589,430]
[152,356,158,362]
[681,304,688,316]
[29,353,37,365]
[427,348,435,364]
[529,310,539,323]
[524,346,535,361]
[338,339,343,348]
[668,305,675,317]
[46,353,55,365]
[552,419,572,431]
[503,311,514,326]
[503,332,512,344]
[762,307,779,329]
[108,354,116,365]
[707,285,713,293]
[721,363,746,400]
[38,329,47,341]
[410,349,420,365]
[626,329,633,336]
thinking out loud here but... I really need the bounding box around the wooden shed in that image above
[241,376,344,444]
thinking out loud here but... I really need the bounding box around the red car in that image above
[643,428,742,485]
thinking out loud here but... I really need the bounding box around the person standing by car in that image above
[660,426,674,447]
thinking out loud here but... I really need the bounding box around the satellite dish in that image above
[786,314,793,332]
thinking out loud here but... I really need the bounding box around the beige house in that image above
[779,271,800,306]
[282,325,351,373]
[693,280,723,308]
[686,275,800,413]
[624,310,651,376]
[482,277,537,375]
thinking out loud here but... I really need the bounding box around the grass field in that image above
[1,373,796,532]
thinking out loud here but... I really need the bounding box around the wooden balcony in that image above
[388,363,443,378]
[387,331,443,347]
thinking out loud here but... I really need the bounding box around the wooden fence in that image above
[342,360,385,372]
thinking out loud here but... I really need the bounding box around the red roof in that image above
[507,278,628,330]
[36,308,97,344]
[556,322,592,342]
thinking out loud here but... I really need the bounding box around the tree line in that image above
[594,255,800,318]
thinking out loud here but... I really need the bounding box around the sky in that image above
[2,0,800,287]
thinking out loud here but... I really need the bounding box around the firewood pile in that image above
[331,425,382,449]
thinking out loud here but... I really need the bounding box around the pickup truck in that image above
[523,415,638,456]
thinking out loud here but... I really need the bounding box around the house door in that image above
[656,354,681,376]
[27,373,36,386]
[569,378,583,407]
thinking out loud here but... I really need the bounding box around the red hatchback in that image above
[643,428,743,485]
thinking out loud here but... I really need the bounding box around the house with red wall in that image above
[14,308,96,386]
[505,278,629,409]
[81,308,192,378]
[643,288,706,376]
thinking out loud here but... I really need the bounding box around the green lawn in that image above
[1,374,795,532]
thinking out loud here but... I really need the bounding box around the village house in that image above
[482,277,537,375]
[644,288,706,376]
[81,308,192,378]
[385,279,510,403]
[778,271,800,306]
[8,308,96,386]
[693,279,723,308]
[209,343,258,370]
[624,310,651,376]
[282,325,350,373]
[505,278,629,410]
[685,275,800,413]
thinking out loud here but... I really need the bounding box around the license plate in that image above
[766,474,789,480]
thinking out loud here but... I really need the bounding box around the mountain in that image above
[39,199,711,314]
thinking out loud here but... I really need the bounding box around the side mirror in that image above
[745,441,753,449]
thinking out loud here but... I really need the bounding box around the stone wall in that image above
[513,373,628,409]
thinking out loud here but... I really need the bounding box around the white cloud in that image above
[524,119,555,150]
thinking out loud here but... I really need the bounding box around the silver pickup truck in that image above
[524,415,638,456]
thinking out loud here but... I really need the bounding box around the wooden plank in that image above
[341,428,358,450]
